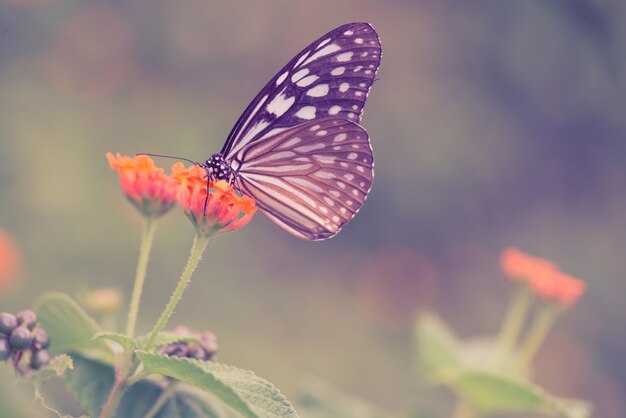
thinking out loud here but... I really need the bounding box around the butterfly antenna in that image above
[136,153,201,166]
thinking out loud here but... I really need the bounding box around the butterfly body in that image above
[204,22,381,240]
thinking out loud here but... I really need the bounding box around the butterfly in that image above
[204,22,381,240]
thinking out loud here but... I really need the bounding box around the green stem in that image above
[497,283,532,356]
[144,381,178,418]
[517,303,561,368]
[98,375,126,418]
[126,217,158,338]
[452,399,479,418]
[141,234,210,351]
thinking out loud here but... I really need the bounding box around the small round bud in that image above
[16,310,37,330]
[32,328,50,350]
[187,345,205,360]
[0,313,18,335]
[0,337,10,361]
[9,326,32,350]
[30,349,51,370]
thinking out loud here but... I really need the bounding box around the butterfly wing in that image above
[234,117,374,240]
[222,22,381,163]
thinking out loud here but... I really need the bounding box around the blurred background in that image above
[1,0,625,417]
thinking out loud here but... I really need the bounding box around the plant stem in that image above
[497,283,532,356]
[126,217,158,338]
[98,375,126,418]
[141,235,210,351]
[517,303,560,368]
[452,399,478,418]
[144,380,178,418]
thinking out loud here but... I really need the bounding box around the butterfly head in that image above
[204,153,234,183]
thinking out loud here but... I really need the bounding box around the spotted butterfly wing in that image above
[221,22,381,240]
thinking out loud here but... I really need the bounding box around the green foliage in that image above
[27,354,73,385]
[296,377,385,418]
[34,292,111,362]
[452,372,592,418]
[93,331,136,353]
[414,312,591,418]
[414,312,461,381]
[64,353,238,418]
[136,351,298,418]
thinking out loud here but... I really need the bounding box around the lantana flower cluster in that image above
[156,326,218,362]
[500,247,586,307]
[107,153,256,236]
[0,310,51,373]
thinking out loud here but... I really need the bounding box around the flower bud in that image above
[0,312,17,335]
[32,328,50,350]
[9,326,32,350]
[30,349,51,370]
[16,310,37,330]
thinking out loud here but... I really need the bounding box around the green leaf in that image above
[93,332,136,353]
[452,371,592,418]
[137,332,202,350]
[27,354,73,385]
[34,292,110,362]
[414,312,462,380]
[296,377,385,418]
[136,351,298,418]
[64,353,239,418]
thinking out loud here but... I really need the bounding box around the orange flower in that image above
[0,229,21,292]
[107,153,180,217]
[500,247,586,307]
[529,270,586,308]
[500,247,558,282]
[172,163,256,237]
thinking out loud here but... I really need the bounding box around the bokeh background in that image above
[1,0,625,417]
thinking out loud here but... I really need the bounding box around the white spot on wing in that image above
[334,133,347,142]
[354,37,363,44]
[344,30,354,36]
[314,171,336,179]
[303,44,341,66]
[328,105,341,115]
[291,68,310,82]
[294,51,310,68]
[295,106,316,120]
[316,38,331,49]
[266,92,295,117]
[295,143,325,153]
[347,152,358,160]
[314,155,336,164]
[331,67,345,76]
[278,137,302,149]
[297,75,319,87]
[287,177,323,193]
[339,83,350,93]
[306,84,329,97]
[315,130,328,136]
[276,71,289,85]
[336,52,353,62]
